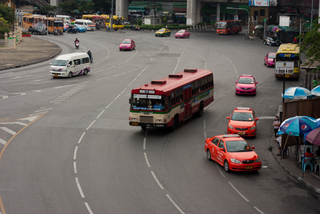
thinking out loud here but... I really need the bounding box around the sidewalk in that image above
[270,139,320,199]
[0,37,61,71]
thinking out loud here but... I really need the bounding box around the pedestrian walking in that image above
[273,116,280,138]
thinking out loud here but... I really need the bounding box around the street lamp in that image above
[264,16,272,39]
[226,7,250,36]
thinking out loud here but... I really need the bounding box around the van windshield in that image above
[52,60,68,66]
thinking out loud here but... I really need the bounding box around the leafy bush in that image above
[0,17,10,36]
[197,21,206,25]
[22,31,31,35]
[137,18,142,25]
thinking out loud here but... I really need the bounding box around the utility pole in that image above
[110,0,114,31]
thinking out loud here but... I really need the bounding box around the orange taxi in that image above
[204,134,261,172]
[226,107,258,137]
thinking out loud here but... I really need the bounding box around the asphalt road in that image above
[0,30,319,214]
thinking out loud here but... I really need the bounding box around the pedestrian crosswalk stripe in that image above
[0,127,16,135]
[0,138,6,145]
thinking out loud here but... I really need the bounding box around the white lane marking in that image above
[125,50,138,63]
[74,146,78,160]
[50,100,61,104]
[151,171,164,189]
[166,194,185,214]
[35,108,52,112]
[84,202,94,214]
[86,120,96,130]
[219,54,239,78]
[53,98,66,101]
[78,132,86,144]
[259,116,276,120]
[254,206,264,214]
[29,112,48,116]
[12,92,26,96]
[2,96,9,99]
[143,137,146,150]
[203,120,206,130]
[54,84,78,89]
[142,51,155,61]
[114,94,121,100]
[21,115,39,122]
[173,42,191,74]
[0,127,16,135]
[228,181,249,202]
[0,138,7,145]
[75,177,85,198]
[216,164,226,178]
[144,152,151,168]
[262,166,267,169]
[97,109,105,119]
[204,131,207,140]
[106,101,113,109]
[73,161,77,174]
[0,122,27,126]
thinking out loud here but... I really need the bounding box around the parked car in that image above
[263,37,280,46]
[264,52,276,67]
[28,26,47,35]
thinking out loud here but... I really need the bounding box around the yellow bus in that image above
[82,14,106,28]
[275,43,301,79]
[82,14,124,29]
[22,15,46,29]
[46,17,64,33]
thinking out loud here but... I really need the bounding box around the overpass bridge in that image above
[117,0,249,26]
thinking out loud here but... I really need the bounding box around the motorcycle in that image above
[54,29,59,36]
[75,42,79,49]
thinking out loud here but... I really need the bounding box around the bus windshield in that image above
[216,22,227,29]
[114,19,123,25]
[131,94,165,111]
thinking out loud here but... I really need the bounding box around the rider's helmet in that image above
[88,49,90,52]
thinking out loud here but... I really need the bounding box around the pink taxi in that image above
[175,29,190,38]
[235,74,258,95]
[119,39,135,51]
[264,52,276,67]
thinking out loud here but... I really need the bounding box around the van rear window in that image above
[52,60,67,66]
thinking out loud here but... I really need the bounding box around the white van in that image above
[50,53,90,78]
[56,15,71,24]
[74,19,96,31]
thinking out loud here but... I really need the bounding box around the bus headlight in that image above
[156,119,162,123]
[130,118,137,121]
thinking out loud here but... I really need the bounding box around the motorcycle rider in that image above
[74,38,79,48]
[87,49,92,62]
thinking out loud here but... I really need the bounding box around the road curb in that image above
[270,142,320,199]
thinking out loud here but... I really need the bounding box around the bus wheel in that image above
[170,117,178,131]
[196,103,204,117]
[141,126,146,130]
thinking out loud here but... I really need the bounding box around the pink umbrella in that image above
[305,127,320,145]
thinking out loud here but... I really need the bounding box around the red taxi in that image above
[226,107,258,137]
[119,39,135,51]
[175,29,190,38]
[204,134,261,172]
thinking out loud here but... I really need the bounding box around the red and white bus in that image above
[216,20,242,35]
[129,69,214,130]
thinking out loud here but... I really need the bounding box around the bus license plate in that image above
[131,122,138,126]
[238,131,245,135]
[54,74,58,77]
[246,166,253,169]
[285,74,290,78]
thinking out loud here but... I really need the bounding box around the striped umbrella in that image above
[282,87,314,99]
[311,85,320,96]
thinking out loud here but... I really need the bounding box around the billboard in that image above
[249,0,270,6]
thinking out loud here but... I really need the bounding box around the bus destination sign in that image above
[275,61,294,74]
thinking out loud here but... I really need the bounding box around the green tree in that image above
[92,0,110,14]
[0,4,14,24]
[298,18,320,72]
[78,1,95,14]
[0,16,11,35]
[39,5,58,15]
[59,0,78,14]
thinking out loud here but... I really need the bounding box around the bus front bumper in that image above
[129,122,167,128]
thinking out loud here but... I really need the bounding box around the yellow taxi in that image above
[155,28,171,37]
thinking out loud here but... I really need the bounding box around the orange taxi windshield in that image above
[226,140,252,152]
[231,112,253,121]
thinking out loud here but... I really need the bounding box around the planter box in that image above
[22,34,31,37]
